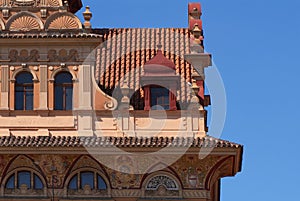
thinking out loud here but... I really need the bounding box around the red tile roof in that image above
[94,28,193,109]
[0,135,242,148]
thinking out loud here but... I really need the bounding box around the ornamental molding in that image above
[68,187,109,197]
[111,189,141,197]
[10,67,39,82]
[49,66,77,82]
[182,190,211,198]
[0,0,62,7]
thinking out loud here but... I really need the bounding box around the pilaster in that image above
[0,65,9,110]
[38,65,48,110]
[77,65,93,136]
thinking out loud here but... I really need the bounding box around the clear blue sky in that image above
[78,0,300,200]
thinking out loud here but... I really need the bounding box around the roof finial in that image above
[83,6,93,30]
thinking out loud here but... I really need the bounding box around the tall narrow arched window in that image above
[15,72,34,110]
[54,72,73,110]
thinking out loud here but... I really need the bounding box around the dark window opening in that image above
[15,72,33,110]
[150,87,170,110]
[68,171,107,190]
[5,171,44,190]
[54,72,73,110]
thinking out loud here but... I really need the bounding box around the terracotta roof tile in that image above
[0,135,242,148]
[94,28,193,109]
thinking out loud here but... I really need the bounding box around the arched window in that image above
[15,72,33,110]
[68,171,107,190]
[67,171,108,197]
[4,170,44,195]
[146,175,178,190]
[54,72,73,110]
[144,174,180,197]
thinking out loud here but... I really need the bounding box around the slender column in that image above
[144,86,150,110]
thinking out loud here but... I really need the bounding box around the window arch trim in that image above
[1,167,47,197]
[50,68,77,82]
[64,167,111,197]
[11,68,38,82]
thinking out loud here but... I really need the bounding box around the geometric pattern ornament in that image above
[48,15,80,29]
[9,16,41,31]
[146,175,179,190]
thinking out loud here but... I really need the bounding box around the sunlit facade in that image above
[0,0,242,200]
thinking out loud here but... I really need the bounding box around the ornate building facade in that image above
[0,0,243,200]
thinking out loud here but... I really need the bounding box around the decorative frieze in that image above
[9,49,39,62]
[1,49,80,63]
[48,49,79,62]
[0,0,62,7]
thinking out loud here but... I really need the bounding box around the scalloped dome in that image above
[9,16,41,31]
[47,15,81,29]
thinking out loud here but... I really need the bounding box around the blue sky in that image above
[78,0,300,200]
